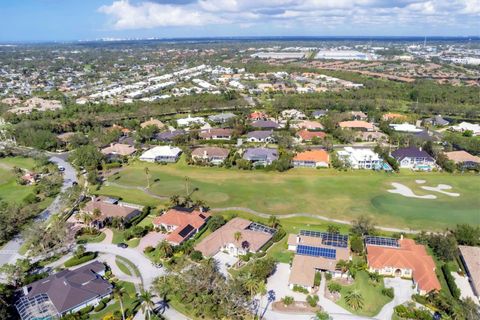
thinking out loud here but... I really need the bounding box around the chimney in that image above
[419,147,422,151]
[400,234,404,240]
[296,235,300,244]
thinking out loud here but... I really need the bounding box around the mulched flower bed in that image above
[272,301,321,313]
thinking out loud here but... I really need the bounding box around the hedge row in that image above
[441,264,460,299]
[64,252,97,267]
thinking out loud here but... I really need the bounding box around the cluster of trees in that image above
[153,261,253,320]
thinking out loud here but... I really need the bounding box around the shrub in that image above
[100,296,112,304]
[64,252,97,267]
[381,287,394,299]
[94,302,106,312]
[292,285,309,294]
[325,273,332,281]
[272,227,286,242]
[144,246,154,253]
[281,296,294,306]
[442,264,460,299]
[189,250,203,261]
[306,295,319,307]
[327,282,342,293]
[208,215,226,232]
[314,272,322,286]
[78,305,94,315]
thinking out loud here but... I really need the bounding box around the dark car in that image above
[117,243,128,248]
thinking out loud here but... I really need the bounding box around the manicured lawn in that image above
[76,232,106,244]
[115,257,132,276]
[0,157,36,203]
[94,158,480,231]
[91,281,138,319]
[334,271,392,317]
[127,237,140,248]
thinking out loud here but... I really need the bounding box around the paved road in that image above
[0,154,78,266]
[85,244,190,320]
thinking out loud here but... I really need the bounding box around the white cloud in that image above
[98,0,225,29]
[98,0,480,33]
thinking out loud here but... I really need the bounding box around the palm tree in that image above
[336,260,349,277]
[144,167,151,189]
[137,290,157,320]
[244,274,259,298]
[157,240,173,258]
[169,194,180,207]
[344,290,364,311]
[234,231,242,242]
[113,285,126,320]
[92,208,102,220]
[268,215,279,228]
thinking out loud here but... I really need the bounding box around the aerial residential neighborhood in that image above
[0,2,479,320]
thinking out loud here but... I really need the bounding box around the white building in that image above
[139,146,182,163]
[177,115,205,127]
[389,123,423,133]
[337,147,383,169]
[450,122,480,136]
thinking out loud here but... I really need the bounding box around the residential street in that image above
[0,154,78,266]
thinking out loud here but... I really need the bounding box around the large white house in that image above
[389,123,423,133]
[337,147,382,169]
[177,114,205,127]
[391,147,436,170]
[449,122,480,136]
[139,146,182,163]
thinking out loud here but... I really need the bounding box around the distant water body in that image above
[3,35,479,45]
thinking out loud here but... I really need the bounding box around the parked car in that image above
[58,166,65,172]
[117,243,128,248]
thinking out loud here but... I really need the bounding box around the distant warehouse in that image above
[315,50,374,61]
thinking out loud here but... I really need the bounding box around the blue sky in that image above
[1,0,479,41]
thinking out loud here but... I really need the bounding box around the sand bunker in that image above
[387,183,437,199]
[421,184,460,197]
[415,180,426,184]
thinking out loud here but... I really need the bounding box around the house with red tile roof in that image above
[248,111,268,121]
[153,208,210,245]
[296,129,326,141]
[194,218,274,257]
[366,237,441,295]
[293,150,329,168]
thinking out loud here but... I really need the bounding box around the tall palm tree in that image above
[257,281,267,318]
[137,290,157,320]
[113,285,126,320]
[144,167,151,189]
[344,290,364,311]
[169,194,180,207]
[336,260,349,277]
[234,231,242,242]
[157,240,173,258]
[244,274,259,298]
[268,215,279,228]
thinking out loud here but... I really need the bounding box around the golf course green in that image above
[96,157,480,231]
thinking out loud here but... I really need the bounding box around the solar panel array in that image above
[299,230,349,248]
[248,222,276,235]
[365,236,400,248]
[296,245,337,259]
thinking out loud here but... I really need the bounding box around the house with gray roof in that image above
[208,112,236,123]
[391,147,436,170]
[251,120,280,130]
[246,130,275,143]
[15,261,112,320]
[243,148,278,166]
[312,109,328,118]
[423,115,450,127]
[154,130,186,142]
[192,147,230,165]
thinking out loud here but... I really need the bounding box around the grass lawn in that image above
[91,281,138,319]
[334,271,392,317]
[0,157,37,203]
[76,232,106,244]
[94,158,480,231]
[127,237,140,248]
[115,257,132,276]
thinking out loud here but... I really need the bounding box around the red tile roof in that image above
[153,209,210,245]
[367,239,441,293]
[293,150,329,163]
[297,130,326,141]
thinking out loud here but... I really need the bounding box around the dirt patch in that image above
[272,301,321,314]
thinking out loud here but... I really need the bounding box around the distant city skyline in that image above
[1,0,479,42]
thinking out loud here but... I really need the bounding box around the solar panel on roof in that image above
[178,224,194,238]
[296,245,337,259]
[247,222,276,235]
[365,236,400,248]
[299,230,349,248]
